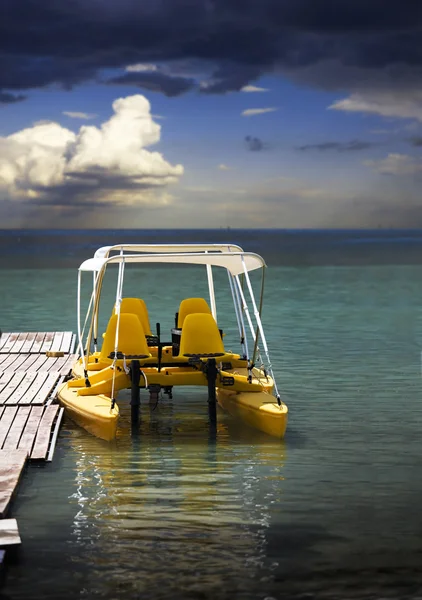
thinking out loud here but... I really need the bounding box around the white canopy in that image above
[79,251,266,276]
[94,243,244,258]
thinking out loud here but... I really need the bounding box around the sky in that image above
[1,0,422,229]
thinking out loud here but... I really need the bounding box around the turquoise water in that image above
[2,233,422,598]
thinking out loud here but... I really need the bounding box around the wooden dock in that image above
[0,331,77,562]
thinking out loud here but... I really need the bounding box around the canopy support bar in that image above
[231,274,250,361]
[205,252,217,321]
[241,258,280,404]
[227,271,246,358]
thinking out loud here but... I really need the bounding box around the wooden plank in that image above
[29,332,46,354]
[0,373,26,405]
[0,375,8,395]
[59,332,72,354]
[3,407,31,450]
[18,373,49,405]
[40,356,61,372]
[0,407,18,448]
[5,373,38,406]
[0,353,24,372]
[39,333,54,354]
[0,333,19,354]
[3,372,33,405]
[30,373,60,405]
[69,333,77,354]
[13,355,32,371]
[0,354,30,374]
[46,407,64,461]
[4,333,24,354]
[0,333,11,352]
[58,353,78,376]
[31,405,59,460]
[49,332,64,353]
[45,356,67,373]
[37,358,60,374]
[0,332,75,354]
[0,354,11,366]
[0,450,28,517]
[9,333,29,354]
[0,519,21,546]
[23,354,49,372]
[17,406,44,455]
[45,375,65,406]
[8,353,43,374]
[0,373,13,399]
[20,332,37,354]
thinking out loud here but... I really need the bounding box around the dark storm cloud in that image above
[4,169,171,208]
[200,64,263,94]
[409,136,422,146]
[297,140,376,152]
[107,71,196,97]
[245,135,267,151]
[2,0,422,97]
[0,92,26,104]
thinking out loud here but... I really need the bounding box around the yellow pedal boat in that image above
[58,243,288,441]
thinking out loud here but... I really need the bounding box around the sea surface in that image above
[1,229,422,599]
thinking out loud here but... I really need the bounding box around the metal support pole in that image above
[205,251,217,321]
[207,358,217,403]
[206,358,217,430]
[130,359,141,426]
[207,358,217,426]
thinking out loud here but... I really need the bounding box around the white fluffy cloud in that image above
[329,92,422,122]
[240,85,269,93]
[363,153,422,175]
[125,63,158,72]
[62,111,97,120]
[0,94,183,204]
[241,107,278,117]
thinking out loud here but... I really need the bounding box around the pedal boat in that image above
[57,244,288,441]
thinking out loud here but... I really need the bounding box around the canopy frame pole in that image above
[82,264,107,383]
[234,275,256,345]
[110,257,126,406]
[241,257,280,404]
[77,274,97,357]
[77,270,83,359]
[205,251,217,321]
[251,269,266,368]
[233,274,259,373]
[227,271,247,358]
[92,271,98,353]
[231,273,250,361]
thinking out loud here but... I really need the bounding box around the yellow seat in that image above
[114,297,152,336]
[100,313,152,362]
[179,313,225,358]
[177,298,212,328]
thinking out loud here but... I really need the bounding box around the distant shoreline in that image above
[2,228,422,233]
[2,228,422,268]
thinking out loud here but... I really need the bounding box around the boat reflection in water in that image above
[67,389,286,599]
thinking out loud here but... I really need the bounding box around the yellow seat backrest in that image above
[179,313,225,358]
[100,313,151,361]
[177,297,211,328]
[114,297,152,336]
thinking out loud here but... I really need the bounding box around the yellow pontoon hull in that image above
[61,358,287,441]
[216,388,288,439]
[57,381,119,442]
